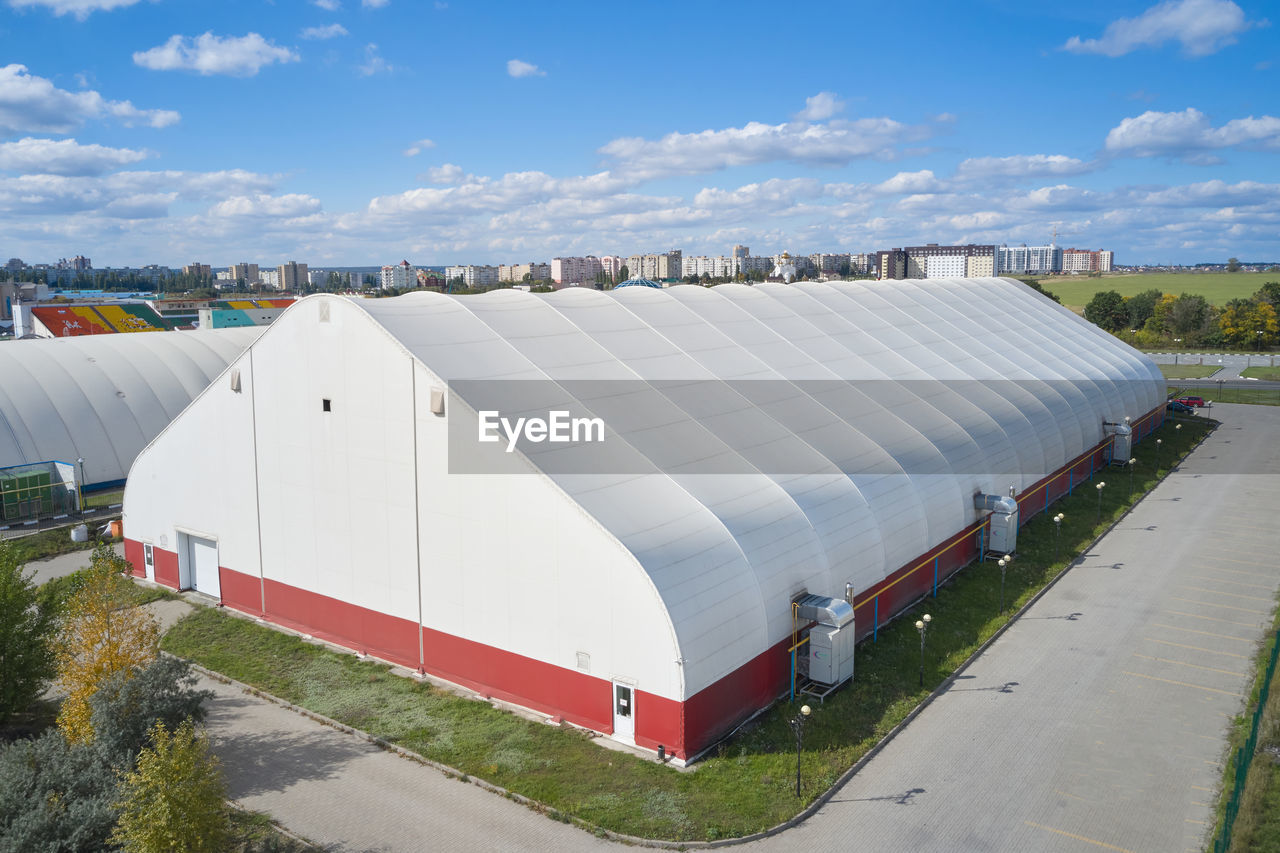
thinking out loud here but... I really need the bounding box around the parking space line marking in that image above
[1123,671,1241,696]
[1194,565,1272,579]
[1181,586,1275,604]
[1024,821,1135,852]
[1144,638,1247,659]
[1189,575,1276,591]
[1170,597,1271,615]
[1164,609,1264,628]
[1201,555,1276,568]
[1185,819,1206,825]
[1192,785,1213,792]
[1132,653,1246,678]
[1054,788,1092,803]
[1152,622,1254,642]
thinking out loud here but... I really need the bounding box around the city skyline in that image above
[0,0,1275,266]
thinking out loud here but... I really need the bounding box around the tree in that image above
[111,719,230,853]
[1124,289,1163,328]
[618,264,629,282]
[55,546,160,744]
[1254,281,1280,310]
[89,656,214,771]
[1219,299,1279,348]
[0,730,120,852]
[1083,290,1128,331]
[1168,293,1211,337]
[1227,257,1241,273]
[0,541,59,725]
[1019,278,1062,304]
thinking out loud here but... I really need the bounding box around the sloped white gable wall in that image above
[122,340,263,585]
[350,295,684,702]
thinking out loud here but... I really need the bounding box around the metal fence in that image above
[1212,629,1280,853]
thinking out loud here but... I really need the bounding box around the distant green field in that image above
[1039,272,1277,310]
[1158,364,1222,379]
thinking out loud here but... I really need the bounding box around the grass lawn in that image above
[229,808,316,852]
[1159,364,1222,379]
[1241,367,1280,382]
[1041,272,1276,310]
[83,488,124,509]
[162,418,1214,841]
[1211,611,1280,852]
[4,526,99,563]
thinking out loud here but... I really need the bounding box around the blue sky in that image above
[0,0,1275,267]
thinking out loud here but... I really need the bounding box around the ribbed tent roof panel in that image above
[350,278,1164,693]
[0,328,262,486]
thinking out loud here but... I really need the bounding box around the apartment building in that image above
[551,256,603,285]
[229,262,259,284]
[876,244,996,280]
[499,262,552,283]
[278,261,308,292]
[626,250,683,281]
[383,260,418,290]
[1061,248,1114,273]
[998,244,1062,275]
[183,263,212,278]
[444,264,500,289]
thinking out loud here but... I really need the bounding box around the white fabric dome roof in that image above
[0,328,262,487]
[350,278,1164,694]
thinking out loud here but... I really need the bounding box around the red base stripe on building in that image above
[120,402,1169,762]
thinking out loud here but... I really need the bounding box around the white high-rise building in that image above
[278,261,308,292]
[444,264,499,289]
[383,260,417,290]
[998,245,1061,275]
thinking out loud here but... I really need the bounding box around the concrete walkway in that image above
[23,540,122,586]
[201,676,613,852]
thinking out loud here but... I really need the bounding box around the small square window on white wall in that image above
[576,651,590,671]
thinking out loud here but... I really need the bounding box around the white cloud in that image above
[1105,108,1280,158]
[6,0,143,20]
[795,92,845,121]
[422,163,466,184]
[358,43,392,76]
[1063,0,1255,57]
[0,64,179,136]
[872,170,943,195]
[362,0,388,7]
[599,117,935,181]
[954,154,1097,181]
[694,178,823,210]
[133,33,299,77]
[0,168,277,216]
[507,59,545,78]
[209,193,323,219]
[0,137,150,176]
[403,138,434,157]
[312,0,339,8]
[301,23,348,40]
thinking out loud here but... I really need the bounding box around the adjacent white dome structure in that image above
[0,328,263,488]
[122,279,1166,760]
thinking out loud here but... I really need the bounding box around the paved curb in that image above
[173,421,1219,850]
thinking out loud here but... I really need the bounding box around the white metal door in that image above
[188,535,220,598]
[612,682,634,741]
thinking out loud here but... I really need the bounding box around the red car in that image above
[1176,396,1206,408]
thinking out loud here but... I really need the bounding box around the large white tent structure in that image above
[0,328,263,489]
[122,279,1166,759]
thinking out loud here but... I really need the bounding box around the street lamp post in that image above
[1155,438,1162,472]
[1095,481,1106,524]
[1128,457,1137,497]
[76,456,85,512]
[915,614,932,687]
[1173,339,1181,364]
[788,704,811,797]
[1053,513,1064,562]
[997,554,1013,614]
